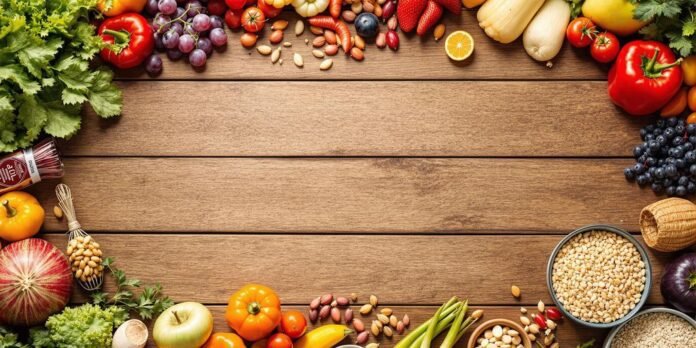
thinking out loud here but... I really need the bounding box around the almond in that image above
[363,1,374,13]
[359,303,373,314]
[271,19,288,30]
[310,25,324,35]
[331,307,341,322]
[511,285,521,298]
[269,30,283,44]
[324,30,337,44]
[354,35,365,50]
[313,36,326,47]
[342,10,356,22]
[271,47,281,64]
[351,2,362,13]
[434,23,445,41]
[319,59,333,71]
[350,47,364,61]
[353,318,365,332]
[312,49,326,58]
[324,44,339,56]
[53,206,63,219]
[380,308,393,316]
[293,53,304,67]
[256,45,272,55]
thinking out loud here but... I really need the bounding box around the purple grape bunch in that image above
[145,0,228,74]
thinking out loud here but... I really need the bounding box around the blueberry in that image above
[664,178,674,187]
[687,124,696,135]
[634,163,647,174]
[686,151,696,163]
[655,167,666,179]
[668,117,679,127]
[647,157,657,167]
[653,128,663,135]
[637,175,650,186]
[674,136,686,146]
[354,13,380,38]
[685,142,694,151]
[666,164,679,177]
[649,123,659,131]
[690,136,696,144]
[676,185,688,196]
[676,159,686,169]
[689,182,696,193]
[679,176,690,186]
[665,127,676,139]
[640,128,648,139]
[676,124,686,134]
[666,185,677,196]
[624,168,636,181]
[633,146,644,158]
[690,164,696,176]
[648,141,660,153]
[656,135,668,146]
[645,133,656,142]
[651,183,664,194]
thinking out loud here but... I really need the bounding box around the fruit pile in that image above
[145,0,229,72]
[624,117,696,197]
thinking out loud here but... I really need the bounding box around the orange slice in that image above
[445,30,474,61]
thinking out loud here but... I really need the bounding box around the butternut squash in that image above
[477,0,544,44]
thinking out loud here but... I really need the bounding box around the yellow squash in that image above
[293,325,352,348]
[581,0,647,36]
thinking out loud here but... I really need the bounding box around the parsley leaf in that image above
[634,0,696,57]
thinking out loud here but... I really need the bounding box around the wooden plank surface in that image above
[43,234,666,305]
[143,305,602,347]
[116,11,606,81]
[35,158,652,233]
[67,81,644,157]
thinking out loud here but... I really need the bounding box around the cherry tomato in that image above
[280,310,308,339]
[224,9,243,29]
[241,6,265,33]
[266,333,293,348]
[566,17,597,48]
[247,0,258,5]
[257,0,282,19]
[591,32,620,63]
[225,0,247,10]
[207,0,227,16]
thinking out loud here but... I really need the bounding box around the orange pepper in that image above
[689,86,696,112]
[203,333,246,348]
[97,0,147,17]
[225,284,282,342]
[687,112,696,124]
[660,87,688,117]
[0,191,44,242]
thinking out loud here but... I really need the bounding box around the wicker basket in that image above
[640,198,696,252]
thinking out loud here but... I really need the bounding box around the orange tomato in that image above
[660,87,688,117]
[203,333,245,348]
[0,191,45,242]
[688,112,696,124]
[689,86,696,111]
[225,284,282,341]
[280,310,307,339]
[266,333,293,348]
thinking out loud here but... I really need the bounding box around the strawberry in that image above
[397,0,427,33]
[432,0,460,14]
[416,1,442,36]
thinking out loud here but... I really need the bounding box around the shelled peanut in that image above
[518,300,563,348]
[308,293,410,344]
[67,235,103,283]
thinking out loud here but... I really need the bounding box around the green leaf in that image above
[0,96,12,112]
[667,31,694,56]
[88,69,121,117]
[634,1,683,21]
[684,17,696,37]
[17,38,62,78]
[16,95,48,143]
[43,101,81,138]
[62,88,88,105]
[0,65,41,94]
[57,62,93,92]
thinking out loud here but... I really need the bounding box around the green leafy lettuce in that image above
[634,0,696,57]
[29,304,127,348]
[0,0,122,152]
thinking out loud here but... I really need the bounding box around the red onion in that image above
[660,252,696,313]
[0,238,72,326]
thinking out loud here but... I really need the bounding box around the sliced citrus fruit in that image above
[445,30,474,61]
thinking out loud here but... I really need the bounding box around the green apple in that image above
[153,302,214,348]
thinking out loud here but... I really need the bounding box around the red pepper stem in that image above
[644,49,682,78]
[102,29,131,45]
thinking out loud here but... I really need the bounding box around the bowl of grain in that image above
[546,224,652,329]
[602,307,696,347]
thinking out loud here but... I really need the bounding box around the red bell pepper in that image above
[99,13,154,69]
[608,40,683,116]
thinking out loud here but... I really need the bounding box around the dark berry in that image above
[686,151,696,163]
[687,124,696,135]
[637,175,650,186]
[688,182,696,193]
[634,163,646,174]
[679,176,690,186]
[690,164,696,176]
[668,117,679,127]
[666,164,678,177]
[666,185,676,196]
[665,127,676,139]
[633,146,644,158]
[676,124,686,134]
[676,159,686,169]
[624,168,636,181]
[674,136,686,146]
[656,135,668,146]
[655,167,666,179]
[676,185,688,197]
[651,183,664,193]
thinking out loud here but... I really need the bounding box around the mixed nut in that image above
[516,300,563,348]
[308,293,409,345]
[474,324,524,348]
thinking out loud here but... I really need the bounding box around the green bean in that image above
[410,302,462,348]
[394,297,459,348]
[440,300,468,348]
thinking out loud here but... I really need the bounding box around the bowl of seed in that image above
[602,307,696,347]
[467,319,532,348]
[546,224,652,329]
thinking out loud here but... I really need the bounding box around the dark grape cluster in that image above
[625,117,696,197]
[144,0,228,74]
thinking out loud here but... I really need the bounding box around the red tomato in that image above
[280,311,307,339]
[566,17,597,48]
[257,0,282,18]
[224,9,243,29]
[246,0,257,5]
[207,0,228,16]
[241,6,265,33]
[590,32,620,64]
[266,333,293,348]
[225,0,247,10]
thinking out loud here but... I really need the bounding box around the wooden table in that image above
[38,10,671,347]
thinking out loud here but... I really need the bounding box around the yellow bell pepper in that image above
[683,56,696,86]
[265,0,293,9]
[0,191,44,242]
[97,0,147,17]
[462,0,485,8]
[581,0,647,36]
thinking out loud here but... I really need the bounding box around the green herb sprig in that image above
[634,0,696,57]
[90,257,174,321]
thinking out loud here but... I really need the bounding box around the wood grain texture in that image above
[67,81,644,157]
[42,234,667,305]
[116,11,606,81]
[144,305,602,347]
[35,158,655,233]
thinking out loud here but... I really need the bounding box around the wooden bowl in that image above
[467,318,532,348]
